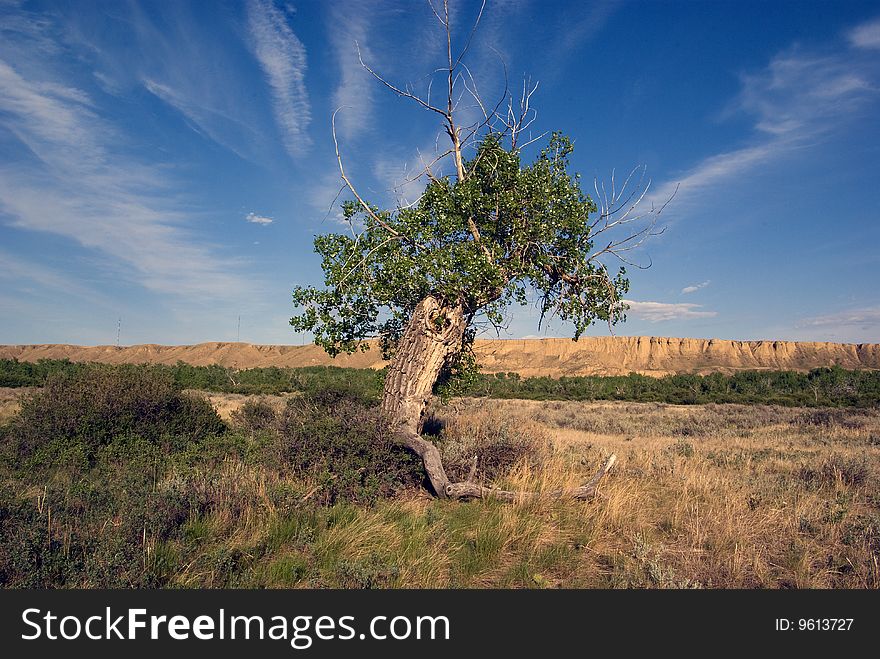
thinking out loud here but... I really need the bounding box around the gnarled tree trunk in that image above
[380,295,466,497]
[380,294,616,501]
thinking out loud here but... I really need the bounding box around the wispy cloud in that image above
[142,78,263,163]
[681,280,711,295]
[0,57,249,300]
[849,16,880,50]
[54,1,273,164]
[799,307,880,333]
[371,133,452,207]
[0,248,111,306]
[624,300,717,322]
[305,171,346,224]
[245,212,273,225]
[544,0,619,70]
[736,52,874,137]
[247,0,311,159]
[651,21,880,213]
[328,1,376,142]
[649,142,783,212]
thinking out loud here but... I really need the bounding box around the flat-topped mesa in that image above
[471,337,880,377]
[1,337,878,377]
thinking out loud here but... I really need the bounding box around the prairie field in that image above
[424,398,880,588]
[2,369,876,590]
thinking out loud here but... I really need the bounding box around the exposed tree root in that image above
[446,453,617,501]
[395,428,616,502]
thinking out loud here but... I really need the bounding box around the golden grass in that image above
[154,397,880,589]
[194,391,295,422]
[433,399,880,588]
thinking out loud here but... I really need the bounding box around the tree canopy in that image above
[291,132,631,359]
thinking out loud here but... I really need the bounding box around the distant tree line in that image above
[0,360,384,401]
[0,359,878,408]
[463,368,880,407]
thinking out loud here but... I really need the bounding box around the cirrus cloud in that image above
[799,306,880,332]
[0,58,249,300]
[246,0,311,160]
[623,300,717,322]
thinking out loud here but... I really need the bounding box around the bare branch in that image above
[494,75,540,149]
[320,183,348,231]
[580,166,679,272]
[356,42,448,118]
[332,108,405,241]
[459,60,510,148]
[466,454,478,482]
[446,454,617,501]
[426,0,444,26]
[453,0,487,68]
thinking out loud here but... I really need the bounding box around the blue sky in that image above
[1,0,879,346]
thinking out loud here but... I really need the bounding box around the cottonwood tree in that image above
[291,0,669,500]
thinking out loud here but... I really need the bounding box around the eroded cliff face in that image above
[1,337,878,377]
[470,337,880,377]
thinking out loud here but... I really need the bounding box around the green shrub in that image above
[0,371,426,588]
[667,439,696,458]
[2,366,225,472]
[231,398,277,432]
[276,391,424,504]
[0,475,206,588]
[3,359,878,407]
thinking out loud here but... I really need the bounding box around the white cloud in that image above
[0,248,112,306]
[246,212,273,225]
[328,2,376,142]
[648,141,783,213]
[649,32,880,215]
[681,280,711,295]
[0,57,249,300]
[849,17,880,50]
[799,307,880,332]
[246,0,311,159]
[623,300,717,322]
[54,1,273,164]
[305,171,348,225]
[544,0,619,70]
[372,137,451,207]
[736,52,874,137]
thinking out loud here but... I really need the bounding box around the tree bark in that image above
[380,294,616,501]
[380,295,466,497]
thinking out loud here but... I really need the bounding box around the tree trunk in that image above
[380,295,466,497]
[380,294,616,501]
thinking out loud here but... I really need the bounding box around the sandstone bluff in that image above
[1,337,878,378]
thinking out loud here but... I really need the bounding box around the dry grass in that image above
[194,391,295,422]
[0,387,31,424]
[157,396,879,589]
[428,398,880,588]
[8,387,873,588]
